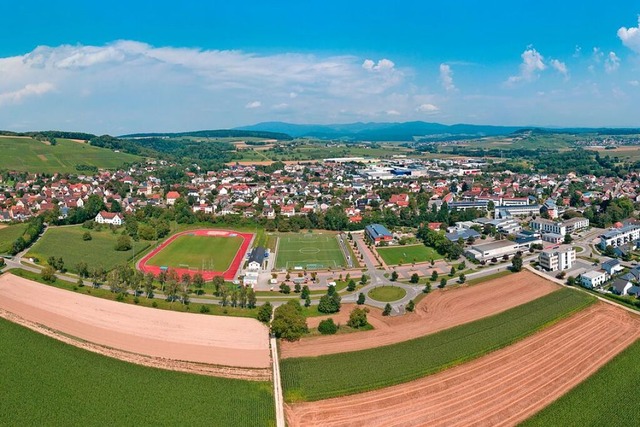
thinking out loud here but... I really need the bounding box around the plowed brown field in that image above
[286,303,640,426]
[282,270,558,358]
[0,274,270,372]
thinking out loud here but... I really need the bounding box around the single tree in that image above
[511,255,523,272]
[41,265,57,283]
[382,303,392,316]
[279,283,291,294]
[449,266,456,277]
[390,271,399,282]
[271,300,308,341]
[347,279,356,292]
[304,295,311,307]
[406,299,415,312]
[347,307,369,328]
[439,278,447,289]
[294,283,301,293]
[431,270,439,281]
[192,272,205,295]
[410,273,420,284]
[357,292,366,305]
[247,287,257,309]
[423,283,432,293]
[257,302,273,323]
[458,273,466,284]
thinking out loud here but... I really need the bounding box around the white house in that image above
[580,270,608,289]
[601,259,624,276]
[94,211,124,226]
[243,247,265,287]
[538,245,576,272]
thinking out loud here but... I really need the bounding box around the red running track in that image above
[137,229,254,281]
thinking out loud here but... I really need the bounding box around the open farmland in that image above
[26,225,151,273]
[286,303,639,427]
[376,244,442,265]
[275,232,346,269]
[0,223,28,254]
[522,334,640,426]
[0,273,271,373]
[281,288,594,401]
[280,270,559,358]
[0,136,141,173]
[0,317,274,426]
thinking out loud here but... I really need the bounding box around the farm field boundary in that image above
[281,288,594,401]
[285,303,639,427]
[0,273,270,372]
[280,270,559,359]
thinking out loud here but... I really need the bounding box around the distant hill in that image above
[236,121,640,141]
[119,129,293,141]
[235,121,523,141]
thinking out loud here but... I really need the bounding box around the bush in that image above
[41,266,56,283]
[199,305,210,313]
[114,234,132,251]
[347,307,369,328]
[151,301,158,308]
[318,292,341,314]
[318,318,338,335]
[82,232,92,241]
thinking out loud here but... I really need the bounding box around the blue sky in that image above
[1,1,640,133]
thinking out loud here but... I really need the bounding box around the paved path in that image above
[271,336,285,427]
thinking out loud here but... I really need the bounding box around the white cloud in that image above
[0,82,55,106]
[245,100,261,109]
[439,63,456,92]
[415,103,439,113]
[618,16,640,53]
[592,47,603,63]
[604,51,620,73]
[362,58,395,72]
[550,59,569,79]
[506,47,546,84]
[630,80,640,86]
[386,109,401,116]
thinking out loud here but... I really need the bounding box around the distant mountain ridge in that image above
[235,121,524,141]
[119,129,293,140]
[235,121,640,141]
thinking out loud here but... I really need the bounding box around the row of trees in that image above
[9,216,44,255]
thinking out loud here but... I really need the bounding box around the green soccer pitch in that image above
[274,233,347,270]
[146,234,243,271]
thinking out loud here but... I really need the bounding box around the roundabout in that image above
[367,286,407,302]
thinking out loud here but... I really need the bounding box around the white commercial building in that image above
[465,240,529,262]
[599,225,640,249]
[530,217,589,237]
[538,245,576,272]
[580,270,609,289]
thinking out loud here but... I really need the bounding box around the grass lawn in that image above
[147,234,242,271]
[522,338,640,426]
[9,268,261,318]
[0,317,274,426]
[376,244,442,265]
[0,223,28,254]
[367,286,407,302]
[464,270,513,286]
[281,288,594,402]
[26,225,151,273]
[0,137,141,174]
[275,232,346,269]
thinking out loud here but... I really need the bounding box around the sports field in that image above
[0,317,275,426]
[275,233,346,269]
[26,225,151,273]
[139,229,252,280]
[147,234,242,271]
[0,136,141,173]
[376,244,442,265]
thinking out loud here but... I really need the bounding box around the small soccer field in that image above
[146,234,242,271]
[275,233,347,269]
[376,244,442,265]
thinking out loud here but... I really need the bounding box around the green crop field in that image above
[0,318,274,426]
[281,288,594,402]
[0,223,28,254]
[522,337,640,426]
[147,234,243,271]
[376,244,442,265]
[367,286,406,302]
[0,137,141,173]
[26,225,151,273]
[275,232,346,269]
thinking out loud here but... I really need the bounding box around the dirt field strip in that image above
[281,271,558,358]
[0,273,270,373]
[286,303,640,426]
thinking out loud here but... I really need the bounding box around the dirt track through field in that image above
[0,274,270,372]
[282,271,558,358]
[286,303,640,426]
